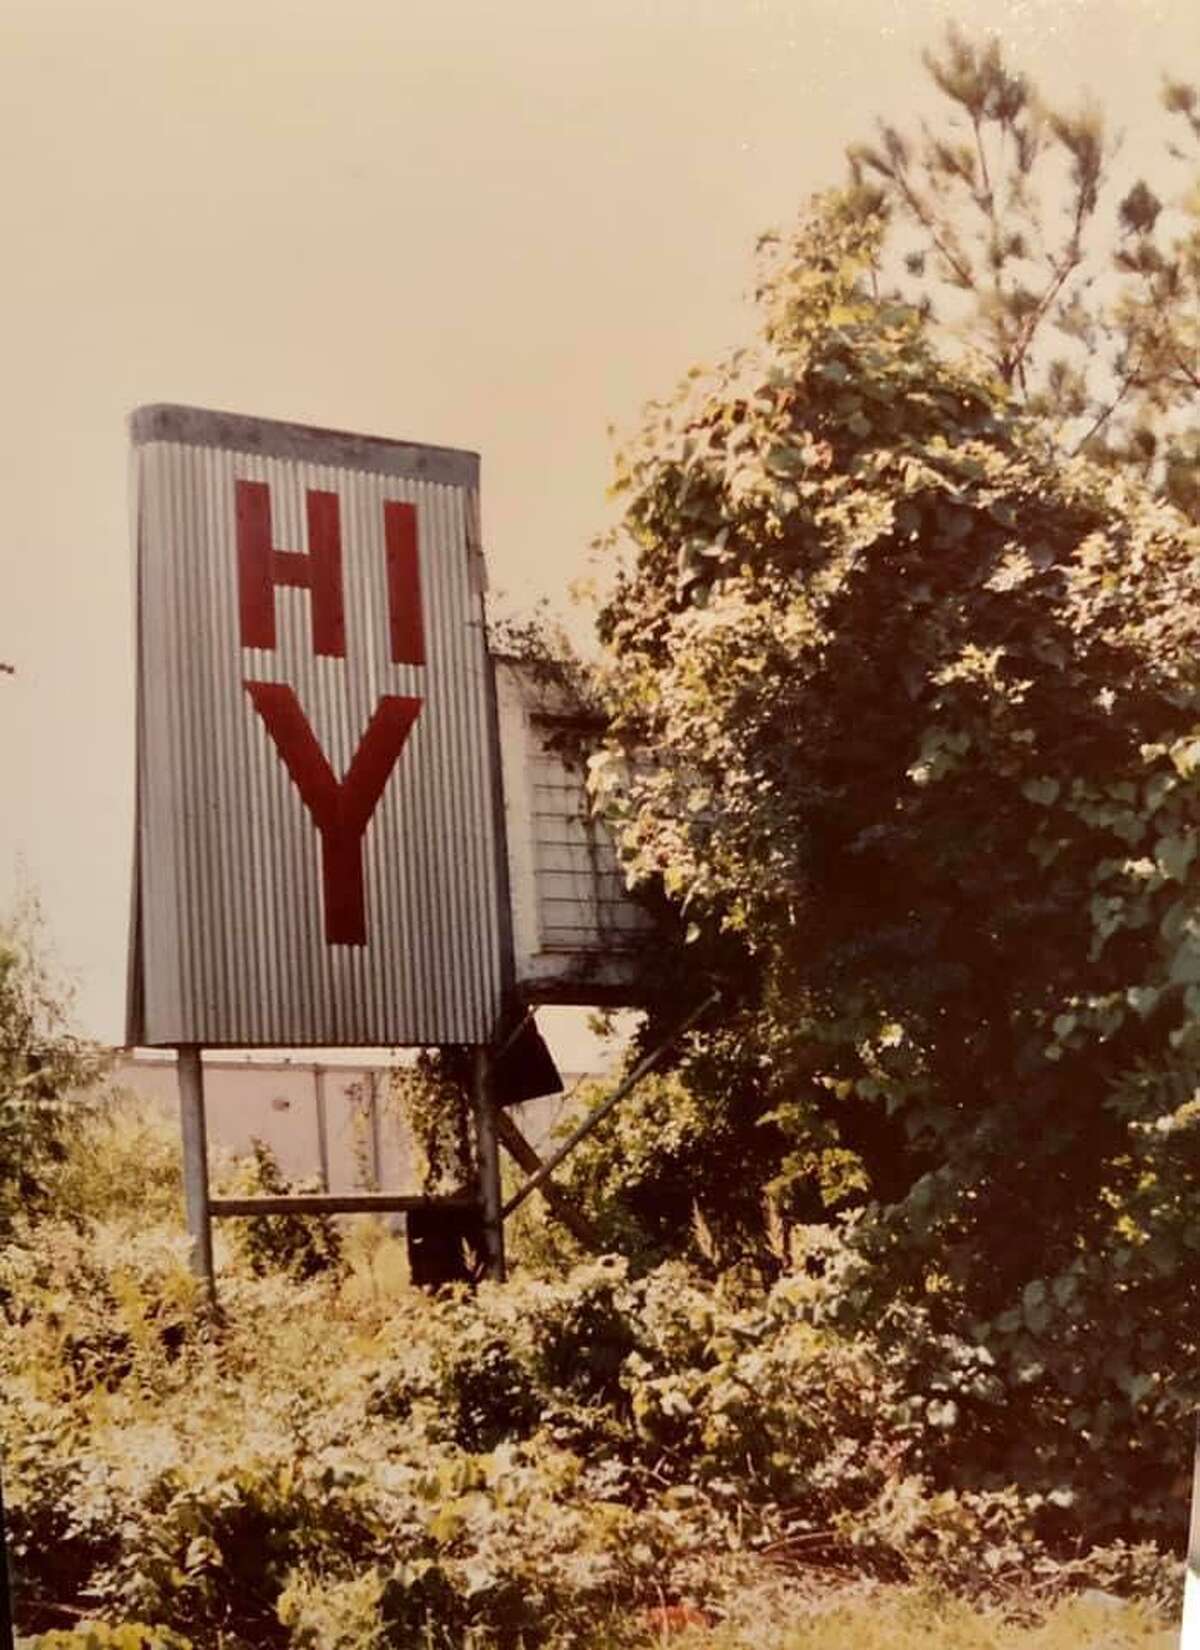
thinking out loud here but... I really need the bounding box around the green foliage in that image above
[389,1051,474,1197]
[488,599,603,716]
[18,1590,1178,1650]
[47,1094,184,1231]
[218,1141,342,1283]
[591,187,1200,1538]
[847,28,1200,516]
[1,1214,205,1626]
[0,900,107,1242]
[1,1095,1182,1648]
[20,1627,194,1650]
[549,1071,789,1271]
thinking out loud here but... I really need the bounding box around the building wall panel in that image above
[493,658,655,1003]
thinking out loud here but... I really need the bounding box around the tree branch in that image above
[1069,367,1139,454]
[884,156,978,293]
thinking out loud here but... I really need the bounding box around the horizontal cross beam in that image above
[209,1192,476,1218]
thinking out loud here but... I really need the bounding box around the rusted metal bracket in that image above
[493,1007,536,1066]
[501,990,721,1221]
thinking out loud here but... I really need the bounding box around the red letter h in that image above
[236,479,346,657]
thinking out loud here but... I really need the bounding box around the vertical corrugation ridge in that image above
[427,481,459,1038]
[456,482,487,1037]
[463,481,503,1035]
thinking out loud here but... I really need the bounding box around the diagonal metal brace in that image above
[501,990,721,1221]
[493,1107,605,1249]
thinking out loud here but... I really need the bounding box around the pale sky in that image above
[1,0,1195,1053]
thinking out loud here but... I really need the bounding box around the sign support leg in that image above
[472,1046,505,1283]
[1184,1412,1200,1646]
[0,1465,15,1650]
[177,1046,215,1297]
[314,1064,330,1191]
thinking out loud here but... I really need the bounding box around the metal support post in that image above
[314,1064,330,1191]
[368,1071,383,1189]
[176,1046,215,1297]
[0,1465,15,1650]
[1184,1413,1200,1647]
[472,1046,506,1282]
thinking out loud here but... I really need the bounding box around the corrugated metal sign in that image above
[127,405,507,1048]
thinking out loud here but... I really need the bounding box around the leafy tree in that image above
[547,1068,791,1273]
[846,29,1200,516]
[588,193,1200,1530]
[0,901,105,1242]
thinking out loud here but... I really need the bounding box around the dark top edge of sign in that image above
[129,404,480,487]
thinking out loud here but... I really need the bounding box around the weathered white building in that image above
[112,1033,615,1196]
[493,656,654,1006]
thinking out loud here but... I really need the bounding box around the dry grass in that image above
[647,1586,1178,1650]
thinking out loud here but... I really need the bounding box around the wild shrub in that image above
[45,1092,184,1231]
[217,1141,342,1283]
[0,905,107,1243]
[21,1627,195,1650]
[1,1104,1184,1649]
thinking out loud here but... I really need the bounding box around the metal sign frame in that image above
[127,404,514,1283]
[127,404,508,1051]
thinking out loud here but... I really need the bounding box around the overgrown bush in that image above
[579,191,1200,1555]
[547,1072,787,1271]
[217,1141,342,1283]
[1,1087,1184,1648]
[21,1627,195,1650]
[44,1093,185,1231]
[0,902,107,1243]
